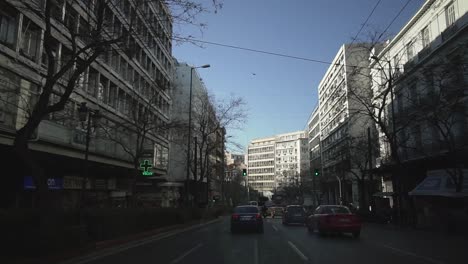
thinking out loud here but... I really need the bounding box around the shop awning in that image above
[409,169,468,197]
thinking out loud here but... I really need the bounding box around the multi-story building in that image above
[307,106,321,204]
[247,136,276,196]
[318,43,372,205]
[225,151,245,166]
[247,131,309,197]
[0,0,173,208]
[274,131,309,188]
[169,62,224,205]
[370,0,468,226]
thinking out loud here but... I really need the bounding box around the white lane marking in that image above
[171,243,203,264]
[383,244,446,264]
[254,239,259,264]
[60,219,221,264]
[272,225,278,231]
[288,241,309,261]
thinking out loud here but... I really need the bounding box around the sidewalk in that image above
[364,222,468,264]
[8,217,221,264]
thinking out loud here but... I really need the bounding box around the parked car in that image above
[306,205,361,238]
[231,205,264,233]
[282,205,306,225]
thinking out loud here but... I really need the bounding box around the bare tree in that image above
[190,92,247,204]
[101,88,185,199]
[399,46,468,193]
[5,0,221,206]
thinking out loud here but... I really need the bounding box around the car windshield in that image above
[322,206,351,214]
[235,207,258,213]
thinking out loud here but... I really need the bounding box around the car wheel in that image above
[307,225,314,234]
[282,221,287,226]
[352,231,360,238]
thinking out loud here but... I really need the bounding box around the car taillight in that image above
[232,214,239,220]
[255,213,261,219]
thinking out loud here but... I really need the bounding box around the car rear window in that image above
[287,207,304,213]
[322,206,350,214]
[235,206,258,213]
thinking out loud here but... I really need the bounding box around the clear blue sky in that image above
[173,0,424,153]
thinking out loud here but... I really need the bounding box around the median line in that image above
[272,225,278,231]
[288,241,309,261]
[171,243,203,264]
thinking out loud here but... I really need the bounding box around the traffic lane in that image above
[269,218,442,264]
[184,216,310,264]
[80,219,227,264]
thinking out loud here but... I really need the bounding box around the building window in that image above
[0,5,18,48]
[406,40,414,60]
[421,26,430,48]
[445,2,455,27]
[20,19,41,62]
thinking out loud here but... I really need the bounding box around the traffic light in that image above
[242,169,247,176]
[314,169,320,177]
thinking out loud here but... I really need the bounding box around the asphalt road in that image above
[67,217,466,264]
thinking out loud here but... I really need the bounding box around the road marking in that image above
[272,225,278,231]
[171,243,203,264]
[60,219,221,264]
[254,239,259,264]
[288,241,309,261]
[383,245,446,264]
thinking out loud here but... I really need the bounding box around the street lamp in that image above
[77,102,101,204]
[186,64,210,206]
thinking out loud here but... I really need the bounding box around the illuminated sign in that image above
[140,159,153,176]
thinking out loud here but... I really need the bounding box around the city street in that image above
[63,217,466,264]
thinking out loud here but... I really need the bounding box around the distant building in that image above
[307,106,321,204]
[246,131,309,197]
[247,136,276,196]
[274,131,309,189]
[225,151,245,166]
[169,62,225,205]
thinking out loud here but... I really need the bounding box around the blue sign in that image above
[23,176,63,190]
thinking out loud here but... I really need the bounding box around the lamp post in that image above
[77,102,101,205]
[185,64,210,206]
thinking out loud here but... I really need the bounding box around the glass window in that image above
[20,18,41,61]
[235,206,258,213]
[406,40,414,60]
[421,26,430,48]
[0,5,18,48]
[445,3,455,27]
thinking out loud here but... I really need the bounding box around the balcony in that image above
[442,24,459,42]
[403,57,417,72]
[418,46,432,60]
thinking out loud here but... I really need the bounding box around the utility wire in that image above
[349,0,383,46]
[377,0,414,41]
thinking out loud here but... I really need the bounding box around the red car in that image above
[306,205,361,238]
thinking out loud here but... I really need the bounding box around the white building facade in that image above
[318,43,372,205]
[247,137,276,196]
[369,0,468,213]
[274,131,309,188]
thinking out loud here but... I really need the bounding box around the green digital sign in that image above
[140,159,153,176]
